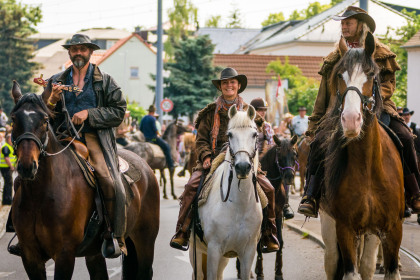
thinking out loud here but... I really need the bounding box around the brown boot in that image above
[297,175,320,218]
[169,170,202,251]
[256,173,280,253]
[404,173,420,214]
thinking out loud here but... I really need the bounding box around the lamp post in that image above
[156,0,164,119]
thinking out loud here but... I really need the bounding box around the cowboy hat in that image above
[62,34,101,50]
[400,107,414,116]
[333,6,376,33]
[298,106,307,111]
[212,67,247,94]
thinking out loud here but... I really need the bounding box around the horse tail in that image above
[334,242,344,280]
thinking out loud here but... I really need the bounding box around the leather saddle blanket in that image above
[197,153,268,208]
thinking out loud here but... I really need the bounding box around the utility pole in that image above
[360,0,368,11]
[156,0,163,119]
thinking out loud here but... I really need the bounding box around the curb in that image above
[284,220,325,249]
[0,205,11,239]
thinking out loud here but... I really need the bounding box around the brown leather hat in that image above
[333,6,376,33]
[212,68,247,94]
[250,98,268,110]
[62,34,100,50]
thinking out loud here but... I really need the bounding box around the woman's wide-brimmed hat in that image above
[399,107,414,116]
[62,34,101,50]
[333,6,376,33]
[212,67,247,94]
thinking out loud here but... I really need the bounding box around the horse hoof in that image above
[172,195,178,200]
[163,195,168,199]
[256,276,263,280]
[274,274,283,280]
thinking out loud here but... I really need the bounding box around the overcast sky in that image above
[20,0,420,34]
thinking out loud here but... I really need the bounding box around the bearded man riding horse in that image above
[170,68,281,253]
[298,6,420,217]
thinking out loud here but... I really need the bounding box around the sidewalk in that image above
[0,205,10,239]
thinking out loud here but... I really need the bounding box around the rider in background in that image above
[170,68,280,253]
[251,98,294,220]
[291,106,309,138]
[277,112,294,138]
[298,6,420,217]
[140,105,175,172]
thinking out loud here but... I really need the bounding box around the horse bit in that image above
[336,77,379,114]
[220,130,259,203]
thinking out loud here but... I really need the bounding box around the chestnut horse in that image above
[10,82,160,280]
[318,33,404,280]
[297,137,310,196]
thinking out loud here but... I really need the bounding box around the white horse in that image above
[190,105,263,280]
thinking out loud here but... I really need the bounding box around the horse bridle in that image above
[266,149,298,181]
[336,78,379,114]
[13,121,50,157]
[220,128,259,203]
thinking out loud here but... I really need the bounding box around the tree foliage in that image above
[0,0,41,114]
[380,9,420,107]
[164,35,221,120]
[261,12,285,27]
[164,0,198,59]
[266,57,319,115]
[205,15,222,27]
[226,7,242,28]
[127,102,147,121]
[288,1,340,20]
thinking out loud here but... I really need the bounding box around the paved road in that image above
[0,169,419,279]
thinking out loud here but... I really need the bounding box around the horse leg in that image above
[206,244,223,280]
[254,242,264,280]
[359,234,380,280]
[275,216,284,280]
[161,169,168,199]
[85,254,108,280]
[381,224,402,280]
[21,252,47,280]
[336,223,359,280]
[170,167,177,199]
[320,211,340,280]
[53,252,76,280]
[129,230,157,280]
[239,246,257,280]
[217,257,229,280]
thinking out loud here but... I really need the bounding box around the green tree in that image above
[288,1,340,21]
[266,57,319,114]
[164,35,221,120]
[205,15,222,27]
[164,0,198,59]
[127,102,147,121]
[0,0,41,114]
[261,12,285,27]
[226,8,242,28]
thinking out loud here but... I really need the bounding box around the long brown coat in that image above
[307,38,401,137]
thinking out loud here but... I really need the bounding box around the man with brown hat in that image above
[8,34,128,258]
[140,105,175,171]
[298,6,420,218]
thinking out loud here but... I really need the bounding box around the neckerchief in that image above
[211,95,244,152]
[347,41,360,48]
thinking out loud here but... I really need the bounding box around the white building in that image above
[403,31,420,124]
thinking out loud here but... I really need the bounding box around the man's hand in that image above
[203,156,211,169]
[49,84,66,104]
[72,110,88,125]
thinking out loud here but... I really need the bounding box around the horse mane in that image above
[321,48,383,201]
[12,93,54,119]
[228,111,256,131]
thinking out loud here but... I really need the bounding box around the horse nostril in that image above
[357,113,362,122]
[341,115,346,123]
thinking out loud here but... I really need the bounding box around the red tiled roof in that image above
[64,33,155,68]
[213,54,323,87]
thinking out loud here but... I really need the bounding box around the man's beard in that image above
[71,53,91,69]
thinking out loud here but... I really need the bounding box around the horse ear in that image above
[291,135,298,146]
[41,79,53,105]
[274,134,281,147]
[364,32,375,58]
[228,105,237,119]
[11,80,22,104]
[338,36,348,57]
[247,105,256,121]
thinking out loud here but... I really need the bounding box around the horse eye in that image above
[228,132,232,138]
[253,132,257,138]
[337,73,343,79]
[368,72,375,78]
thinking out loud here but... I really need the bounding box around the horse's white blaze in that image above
[191,108,262,280]
[23,110,36,124]
[341,64,367,137]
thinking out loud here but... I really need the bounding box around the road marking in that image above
[400,247,420,269]
[0,272,15,278]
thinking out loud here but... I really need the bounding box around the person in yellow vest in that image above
[1,134,16,205]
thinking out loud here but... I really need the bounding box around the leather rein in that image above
[220,130,259,203]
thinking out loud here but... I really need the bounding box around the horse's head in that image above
[272,135,298,185]
[11,81,53,180]
[331,32,381,138]
[227,105,258,179]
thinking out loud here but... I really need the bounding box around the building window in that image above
[130,67,139,79]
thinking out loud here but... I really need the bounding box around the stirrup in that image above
[169,233,190,251]
[297,196,318,218]
[101,233,122,258]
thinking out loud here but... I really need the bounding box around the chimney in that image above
[360,0,368,11]
[134,26,148,42]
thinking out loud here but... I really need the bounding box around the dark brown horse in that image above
[237,135,297,280]
[297,137,310,196]
[10,82,160,280]
[318,33,403,279]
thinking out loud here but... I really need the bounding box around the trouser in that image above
[148,137,174,168]
[174,169,277,235]
[85,133,126,238]
[1,168,13,205]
